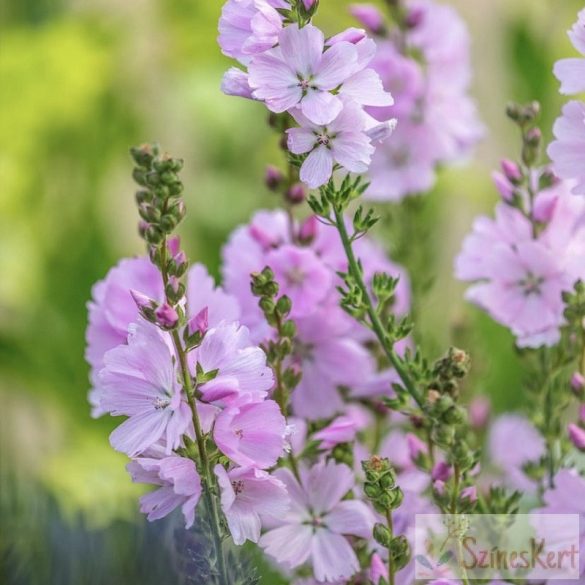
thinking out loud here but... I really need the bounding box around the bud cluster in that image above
[363,457,410,572]
[131,143,186,252]
[130,143,189,332]
[362,457,404,514]
[251,267,301,410]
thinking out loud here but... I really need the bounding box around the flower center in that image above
[316,132,330,146]
[285,266,306,286]
[519,271,544,296]
[294,340,315,362]
[234,428,244,439]
[232,480,245,495]
[153,396,171,410]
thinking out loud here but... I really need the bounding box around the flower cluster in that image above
[351,0,484,200]
[84,3,585,585]
[87,147,290,553]
[222,208,411,419]
[549,9,585,195]
[456,163,585,347]
[219,0,396,188]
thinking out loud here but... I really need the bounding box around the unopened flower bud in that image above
[298,215,318,244]
[369,553,386,585]
[469,396,490,429]
[155,303,179,329]
[538,168,558,190]
[406,433,428,463]
[427,389,441,404]
[138,221,150,238]
[350,4,385,35]
[568,423,585,451]
[461,485,478,503]
[145,225,164,244]
[286,183,306,205]
[525,127,542,147]
[265,165,284,191]
[405,7,424,29]
[431,461,452,482]
[570,372,585,397]
[167,236,181,257]
[491,171,514,202]
[433,479,446,495]
[501,159,522,184]
[373,523,392,547]
[302,0,317,8]
[130,289,156,311]
[189,306,209,336]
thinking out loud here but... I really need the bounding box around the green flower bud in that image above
[373,523,392,547]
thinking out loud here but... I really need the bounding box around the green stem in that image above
[385,510,395,585]
[161,239,229,585]
[332,207,425,410]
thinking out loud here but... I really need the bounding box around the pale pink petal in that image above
[311,528,360,582]
[260,524,313,568]
[300,145,333,188]
[301,90,343,125]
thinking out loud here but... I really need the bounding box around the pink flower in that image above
[190,321,274,407]
[248,23,359,125]
[360,2,483,201]
[287,101,376,188]
[369,552,387,584]
[314,416,357,450]
[463,240,569,347]
[99,321,192,457]
[265,245,332,316]
[350,4,385,35]
[291,306,374,420]
[554,9,585,94]
[215,465,289,544]
[127,455,201,528]
[86,258,240,415]
[260,461,374,582]
[221,67,254,99]
[214,400,287,468]
[86,257,162,375]
[218,0,286,65]
[488,414,545,493]
[568,423,585,451]
[534,470,585,578]
[548,101,585,195]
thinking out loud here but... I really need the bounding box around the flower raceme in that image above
[219,6,396,187]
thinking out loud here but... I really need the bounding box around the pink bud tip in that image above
[302,0,316,9]
[568,423,585,451]
[570,372,585,395]
[286,183,306,204]
[168,276,181,294]
[491,171,514,202]
[433,479,446,495]
[461,485,478,502]
[350,4,384,34]
[405,7,424,29]
[406,432,428,461]
[265,165,284,191]
[431,461,452,482]
[174,250,187,266]
[500,159,522,183]
[298,215,319,243]
[469,396,491,429]
[369,553,386,584]
[155,303,179,328]
[130,289,154,310]
[167,236,181,257]
[189,306,209,336]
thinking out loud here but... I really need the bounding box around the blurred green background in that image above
[0,0,582,583]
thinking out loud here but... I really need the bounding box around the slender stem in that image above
[170,329,229,584]
[385,510,395,585]
[160,239,229,584]
[332,207,425,410]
